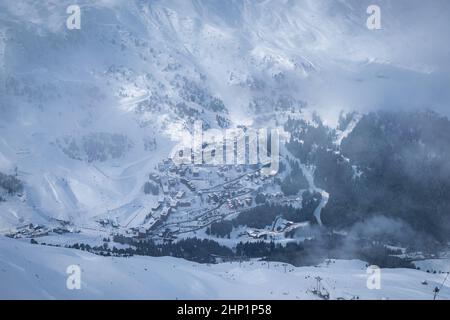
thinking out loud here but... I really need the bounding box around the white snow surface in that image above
[1,0,450,229]
[1,236,449,300]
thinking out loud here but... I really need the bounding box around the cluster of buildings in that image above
[128,156,281,241]
[6,223,76,239]
[226,197,253,210]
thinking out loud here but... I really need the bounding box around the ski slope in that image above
[1,236,449,300]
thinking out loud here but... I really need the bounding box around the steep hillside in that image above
[0,0,450,270]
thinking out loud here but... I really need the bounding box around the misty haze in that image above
[1,0,450,301]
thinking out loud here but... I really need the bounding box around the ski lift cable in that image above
[434,270,450,300]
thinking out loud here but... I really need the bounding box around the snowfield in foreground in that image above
[0,237,449,300]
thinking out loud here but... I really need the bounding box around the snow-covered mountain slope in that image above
[2,1,450,300]
[1,0,450,232]
[0,236,449,300]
